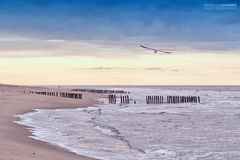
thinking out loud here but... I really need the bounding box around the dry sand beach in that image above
[0,84,99,160]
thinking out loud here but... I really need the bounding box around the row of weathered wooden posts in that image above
[147,95,200,104]
[28,91,82,99]
[108,94,117,104]
[109,95,131,104]
[26,90,201,104]
[121,95,130,104]
[72,89,128,94]
[109,95,201,104]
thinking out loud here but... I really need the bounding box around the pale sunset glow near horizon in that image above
[0,0,240,85]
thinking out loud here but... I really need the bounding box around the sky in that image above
[0,0,240,85]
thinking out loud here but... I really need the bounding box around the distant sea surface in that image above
[16,86,240,160]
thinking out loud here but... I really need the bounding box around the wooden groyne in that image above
[146,96,164,104]
[72,89,128,94]
[28,91,82,99]
[108,95,130,104]
[59,92,82,99]
[108,94,117,104]
[146,95,200,104]
[166,96,200,104]
[120,95,130,104]
[108,94,201,104]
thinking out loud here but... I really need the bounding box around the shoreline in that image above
[0,84,102,160]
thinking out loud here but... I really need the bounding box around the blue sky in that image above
[0,0,240,85]
[0,0,239,57]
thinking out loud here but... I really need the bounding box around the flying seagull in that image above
[140,45,172,54]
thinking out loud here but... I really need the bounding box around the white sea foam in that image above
[15,86,240,160]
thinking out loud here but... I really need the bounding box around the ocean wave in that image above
[15,87,240,160]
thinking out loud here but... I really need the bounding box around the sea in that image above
[15,86,240,160]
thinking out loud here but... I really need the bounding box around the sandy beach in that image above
[0,84,100,160]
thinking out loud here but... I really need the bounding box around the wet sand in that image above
[0,84,101,160]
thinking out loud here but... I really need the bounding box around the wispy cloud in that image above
[76,67,136,70]
[171,69,180,72]
[90,67,113,70]
[145,67,180,72]
[145,67,165,71]
[0,38,136,58]
[76,67,181,72]
[189,41,240,52]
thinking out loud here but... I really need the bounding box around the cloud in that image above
[91,67,113,70]
[189,42,240,51]
[76,67,180,72]
[145,67,180,72]
[0,38,61,51]
[171,69,179,72]
[145,67,165,71]
[76,67,136,70]
[0,37,137,58]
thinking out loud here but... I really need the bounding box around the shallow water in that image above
[15,86,240,160]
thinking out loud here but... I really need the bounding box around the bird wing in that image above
[140,45,155,51]
[158,50,172,54]
[140,45,173,54]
